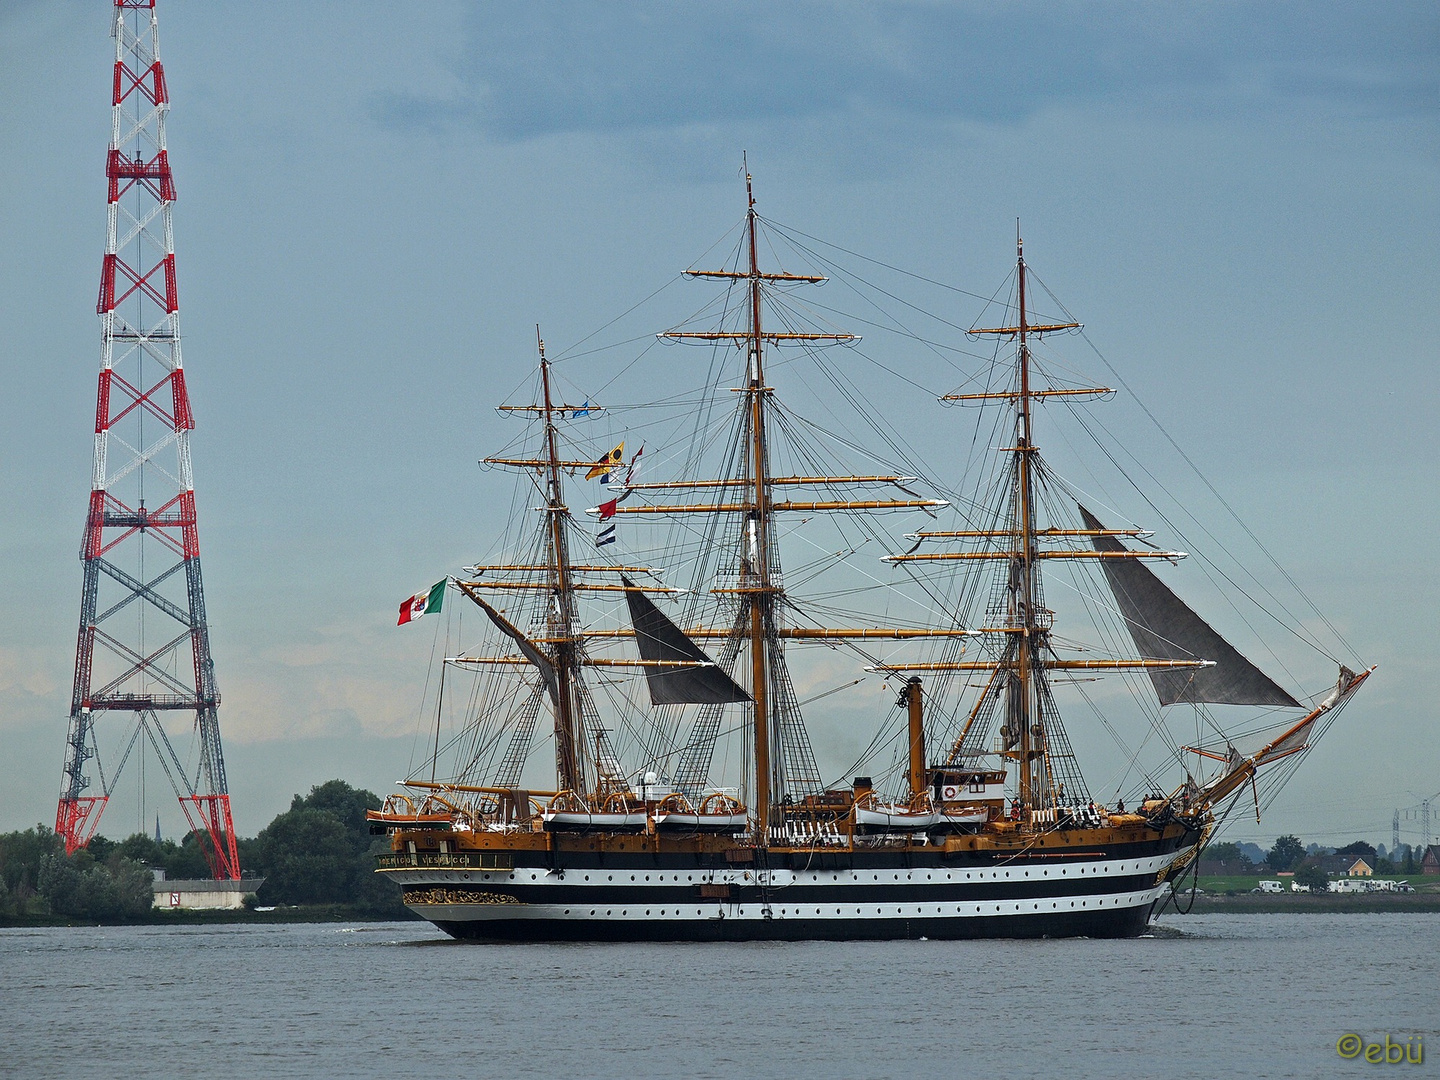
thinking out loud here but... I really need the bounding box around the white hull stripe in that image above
[409,882,1171,924]
[386,850,1177,891]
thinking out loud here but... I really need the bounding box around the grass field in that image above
[1196,873,1440,894]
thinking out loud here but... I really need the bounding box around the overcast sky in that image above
[1,1,1436,848]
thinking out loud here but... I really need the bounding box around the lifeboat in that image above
[854,793,940,832]
[541,792,648,831]
[366,795,456,833]
[652,793,749,833]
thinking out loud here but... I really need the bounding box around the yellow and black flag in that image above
[585,441,624,481]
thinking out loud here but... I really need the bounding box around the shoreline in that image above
[1157,891,1440,914]
[0,905,419,929]
[6,895,1440,928]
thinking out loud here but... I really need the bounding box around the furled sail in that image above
[1078,506,1301,708]
[622,577,751,705]
[471,595,560,704]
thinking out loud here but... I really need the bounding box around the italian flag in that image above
[397,579,446,626]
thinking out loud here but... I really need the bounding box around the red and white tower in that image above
[56,0,239,879]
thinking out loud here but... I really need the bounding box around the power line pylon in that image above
[55,0,239,880]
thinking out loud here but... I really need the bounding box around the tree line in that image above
[0,780,407,922]
[1204,835,1427,892]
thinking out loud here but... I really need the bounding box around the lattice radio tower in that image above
[55,0,239,879]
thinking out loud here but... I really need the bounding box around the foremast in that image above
[885,234,1198,818]
[957,236,1084,817]
[885,233,1372,825]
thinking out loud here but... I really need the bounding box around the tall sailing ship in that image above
[370,174,1371,941]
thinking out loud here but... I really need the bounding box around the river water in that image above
[1,913,1433,1078]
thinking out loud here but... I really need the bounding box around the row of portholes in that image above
[545,874,723,882]
[506,864,1157,887]
[550,896,1141,918]
[563,910,711,917]
[522,863,1153,885]
[461,865,1155,890]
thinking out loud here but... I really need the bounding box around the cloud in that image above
[0,645,65,734]
[213,619,431,743]
[372,2,1439,141]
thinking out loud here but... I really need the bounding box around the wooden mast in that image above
[905,677,925,801]
[1013,236,1040,813]
[743,165,775,844]
[931,236,1077,815]
[538,335,584,795]
[651,167,939,836]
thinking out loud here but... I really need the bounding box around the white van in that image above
[1253,880,1285,894]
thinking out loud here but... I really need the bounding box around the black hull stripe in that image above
[448,838,1183,874]
[402,874,1162,906]
[432,906,1155,942]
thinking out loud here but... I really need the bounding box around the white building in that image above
[152,873,264,911]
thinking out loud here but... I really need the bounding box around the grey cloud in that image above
[371,1,1439,139]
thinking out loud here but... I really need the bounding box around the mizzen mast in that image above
[536,337,587,795]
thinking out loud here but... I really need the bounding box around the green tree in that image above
[0,826,63,917]
[115,833,164,866]
[352,835,409,917]
[107,831,216,881]
[294,779,380,839]
[1266,834,1305,871]
[170,832,218,880]
[87,835,116,863]
[1293,862,1330,892]
[0,826,62,891]
[36,851,153,920]
[1203,841,1254,869]
[249,780,407,916]
[1336,840,1376,866]
[254,808,354,905]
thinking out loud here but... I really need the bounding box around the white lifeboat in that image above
[854,794,940,831]
[541,792,648,831]
[653,792,749,833]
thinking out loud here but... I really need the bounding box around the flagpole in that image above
[430,612,447,783]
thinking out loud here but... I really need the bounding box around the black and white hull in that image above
[386,837,1193,942]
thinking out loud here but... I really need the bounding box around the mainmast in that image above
[539,339,585,794]
[655,167,949,843]
[1012,238,1041,811]
[742,170,776,840]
